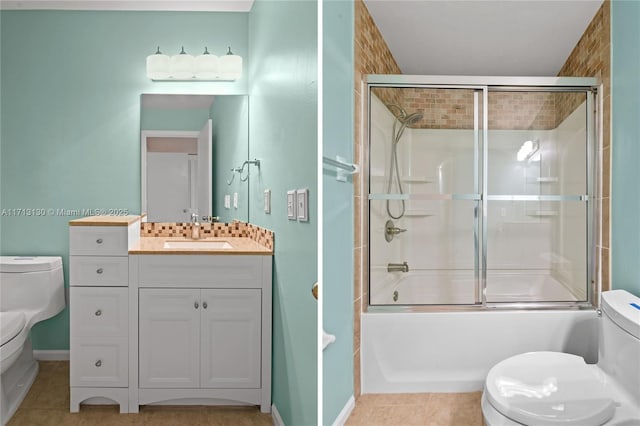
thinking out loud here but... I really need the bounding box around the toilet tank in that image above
[0,256,65,323]
[599,290,640,405]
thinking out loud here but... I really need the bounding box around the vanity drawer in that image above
[70,287,128,337]
[137,255,263,288]
[70,256,128,286]
[70,336,128,387]
[70,227,129,256]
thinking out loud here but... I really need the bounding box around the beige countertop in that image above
[69,215,141,226]
[129,237,273,255]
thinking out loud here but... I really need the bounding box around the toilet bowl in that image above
[0,256,65,425]
[482,290,640,425]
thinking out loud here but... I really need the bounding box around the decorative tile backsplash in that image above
[140,221,274,251]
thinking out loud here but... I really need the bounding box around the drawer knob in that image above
[202,301,208,309]
[96,238,103,244]
[96,268,104,274]
[95,360,102,367]
[194,301,199,309]
[95,309,102,316]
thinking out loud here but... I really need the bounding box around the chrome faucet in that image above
[191,213,201,240]
[388,261,409,273]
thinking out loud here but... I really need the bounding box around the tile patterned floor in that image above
[345,392,484,426]
[7,361,272,426]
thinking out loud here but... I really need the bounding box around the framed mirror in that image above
[141,94,249,223]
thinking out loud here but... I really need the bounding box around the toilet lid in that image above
[0,312,25,346]
[485,351,615,426]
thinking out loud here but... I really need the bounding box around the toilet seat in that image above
[0,311,25,347]
[485,351,615,425]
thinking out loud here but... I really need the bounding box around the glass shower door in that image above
[484,90,592,303]
[368,87,483,305]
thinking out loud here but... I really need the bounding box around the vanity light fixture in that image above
[146,46,242,81]
[146,47,170,80]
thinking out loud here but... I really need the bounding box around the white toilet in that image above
[0,256,65,424]
[482,289,640,425]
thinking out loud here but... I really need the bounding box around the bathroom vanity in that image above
[69,216,273,414]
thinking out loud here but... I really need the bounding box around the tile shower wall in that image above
[0,10,248,351]
[353,0,402,398]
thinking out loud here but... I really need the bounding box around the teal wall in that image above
[611,1,640,297]
[322,1,355,424]
[211,96,249,222]
[141,107,210,131]
[0,11,248,349]
[248,1,318,425]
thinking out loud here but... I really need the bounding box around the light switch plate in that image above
[287,190,296,220]
[233,192,238,209]
[264,189,271,214]
[224,194,231,209]
[296,188,309,222]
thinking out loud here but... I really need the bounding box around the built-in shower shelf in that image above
[401,176,435,184]
[527,177,559,183]
[526,210,558,217]
[404,210,435,217]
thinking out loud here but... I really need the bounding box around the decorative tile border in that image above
[140,221,274,251]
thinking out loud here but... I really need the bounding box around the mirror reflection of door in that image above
[143,120,212,222]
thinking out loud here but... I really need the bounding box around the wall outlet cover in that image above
[287,190,296,220]
[296,188,309,222]
[233,192,238,209]
[224,194,231,209]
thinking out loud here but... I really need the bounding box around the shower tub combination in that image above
[361,75,602,393]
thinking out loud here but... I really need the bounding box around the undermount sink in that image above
[163,240,233,249]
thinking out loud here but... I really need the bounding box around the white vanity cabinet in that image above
[138,288,261,389]
[68,219,140,414]
[129,254,272,413]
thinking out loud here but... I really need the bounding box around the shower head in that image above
[403,112,423,125]
[387,104,423,125]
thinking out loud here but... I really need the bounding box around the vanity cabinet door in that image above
[200,289,261,389]
[139,288,200,388]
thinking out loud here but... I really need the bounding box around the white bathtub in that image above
[361,308,598,393]
[370,269,581,305]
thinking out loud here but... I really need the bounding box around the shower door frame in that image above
[363,75,601,312]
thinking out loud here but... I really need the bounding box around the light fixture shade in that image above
[219,46,243,80]
[194,47,219,80]
[170,46,195,79]
[146,47,170,80]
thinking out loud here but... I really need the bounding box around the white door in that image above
[139,288,200,388]
[197,119,212,218]
[147,152,190,222]
[200,289,261,388]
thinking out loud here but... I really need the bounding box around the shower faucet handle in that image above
[388,226,406,235]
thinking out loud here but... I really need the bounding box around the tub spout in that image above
[388,261,409,273]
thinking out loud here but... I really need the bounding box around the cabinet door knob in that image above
[95,309,102,316]
[202,301,208,309]
[96,268,103,274]
[96,238,103,244]
[194,301,199,309]
[95,360,102,367]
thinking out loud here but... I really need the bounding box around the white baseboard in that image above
[271,403,284,426]
[34,350,70,361]
[332,395,355,426]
